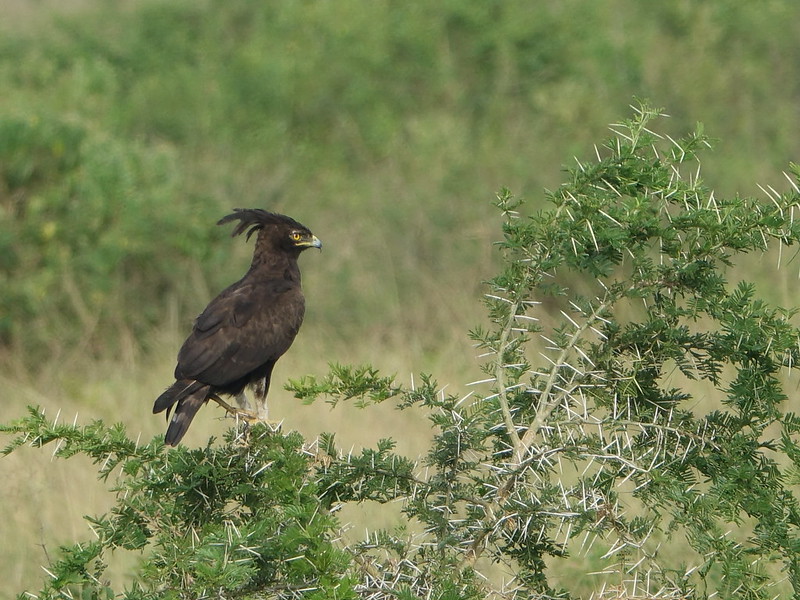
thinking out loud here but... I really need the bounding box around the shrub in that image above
[5,104,800,599]
[0,113,221,360]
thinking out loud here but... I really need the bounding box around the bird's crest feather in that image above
[218,209,307,241]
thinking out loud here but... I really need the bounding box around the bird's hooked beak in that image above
[301,235,322,251]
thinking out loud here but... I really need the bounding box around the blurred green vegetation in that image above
[2,0,800,595]
[2,0,799,367]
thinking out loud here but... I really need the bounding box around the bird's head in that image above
[218,208,322,254]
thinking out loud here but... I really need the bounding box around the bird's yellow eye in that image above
[290,231,302,241]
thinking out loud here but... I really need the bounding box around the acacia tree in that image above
[5,103,800,599]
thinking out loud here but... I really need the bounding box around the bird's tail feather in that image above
[153,379,205,416]
[164,388,208,446]
[153,379,209,446]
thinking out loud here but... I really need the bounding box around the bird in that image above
[153,208,321,446]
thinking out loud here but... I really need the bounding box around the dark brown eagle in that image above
[153,209,321,446]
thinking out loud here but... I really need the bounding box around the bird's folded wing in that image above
[175,280,303,385]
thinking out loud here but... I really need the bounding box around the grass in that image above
[3,0,800,596]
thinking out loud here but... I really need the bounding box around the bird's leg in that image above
[252,377,269,421]
[250,376,282,432]
[209,391,280,433]
[235,390,253,412]
[208,393,259,423]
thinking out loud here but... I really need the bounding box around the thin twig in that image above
[495,295,525,453]
[515,293,618,464]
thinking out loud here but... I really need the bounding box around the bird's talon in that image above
[211,395,281,432]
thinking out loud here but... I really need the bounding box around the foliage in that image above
[2,408,358,600]
[6,106,800,598]
[0,112,222,358]
[292,105,800,597]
